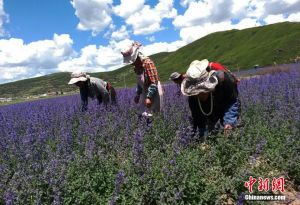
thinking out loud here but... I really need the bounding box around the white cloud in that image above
[0,0,9,37]
[58,39,133,73]
[287,12,300,22]
[173,1,211,28]
[179,0,196,7]
[113,0,145,18]
[264,14,286,24]
[234,18,261,29]
[179,18,261,43]
[146,36,156,42]
[126,7,162,35]
[116,0,177,35]
[71,0,112,36]
[174,0,234,28]
[103,23,116,39]
[245,0,266,19]
[141,40,186,56]
[58,39,186,73]
[155,0,177,18]
[0,34,75,84]
[174,0,300,28]
[231,0,249,16]
[111,25,130,40]
[173,0,300,44]
[179,21,230,43]
[264,0,300,17]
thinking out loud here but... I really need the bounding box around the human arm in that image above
[134,84,143,104]
[223,98,241,128]
[143,59,159,106]
[79,87,88,111]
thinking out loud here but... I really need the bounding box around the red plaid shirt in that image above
[142,58,160,87]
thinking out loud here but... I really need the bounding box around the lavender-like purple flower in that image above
[133,129,144,167]
[0,67,299,204]
[110,170,125,205]
[236,192,245,205]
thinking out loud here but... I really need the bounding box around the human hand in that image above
[134,95,140,104]
[224,124,233,135]
[144,98,152,108]
[224,124,232,130]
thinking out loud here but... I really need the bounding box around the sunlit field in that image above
[0,68,299,204]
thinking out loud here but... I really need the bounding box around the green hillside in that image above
[0,22,299,98]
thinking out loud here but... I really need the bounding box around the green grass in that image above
[1,22,299,98]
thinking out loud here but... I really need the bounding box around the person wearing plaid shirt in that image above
[121,41,163,115]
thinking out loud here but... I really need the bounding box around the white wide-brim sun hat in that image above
[121,42,142,64]
[68,71,88,85]
[122,49,139,64]
[181,59,218,96]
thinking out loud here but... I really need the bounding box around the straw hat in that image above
[181,59,218,96]
[169,72,181,81]
[68,71,89,85]
[121,41,142,64]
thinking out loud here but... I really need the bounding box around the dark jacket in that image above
[80,77,110,111]
[188,71,240,134]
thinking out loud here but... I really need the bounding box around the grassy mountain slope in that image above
[0,22,299,98]
[157,22,300,81]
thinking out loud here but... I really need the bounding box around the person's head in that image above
[169,72,185,84]
[68,71,89,87]
[74,81,85,87]
[181,59,218,99]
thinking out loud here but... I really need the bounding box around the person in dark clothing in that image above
[181,59,241,139]
[68,71,117,111]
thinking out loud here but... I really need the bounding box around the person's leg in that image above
[150,91,160,113]
[138,92,146,114]
[236,97,244,128]
[97,95,103,105]
[157,81,164,112]
[207,115,223,136]
[109,87,117,104]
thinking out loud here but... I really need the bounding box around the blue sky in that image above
[4,0,181,51]
[0,0,299,84]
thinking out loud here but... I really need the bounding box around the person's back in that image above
[89,77,108,99]
[86,77,117,105]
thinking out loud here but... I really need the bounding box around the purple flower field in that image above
[0,68,299,204]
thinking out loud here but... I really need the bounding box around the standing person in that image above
[121,41,163,116]
[181,59,241,140]
[68,71,117,111]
